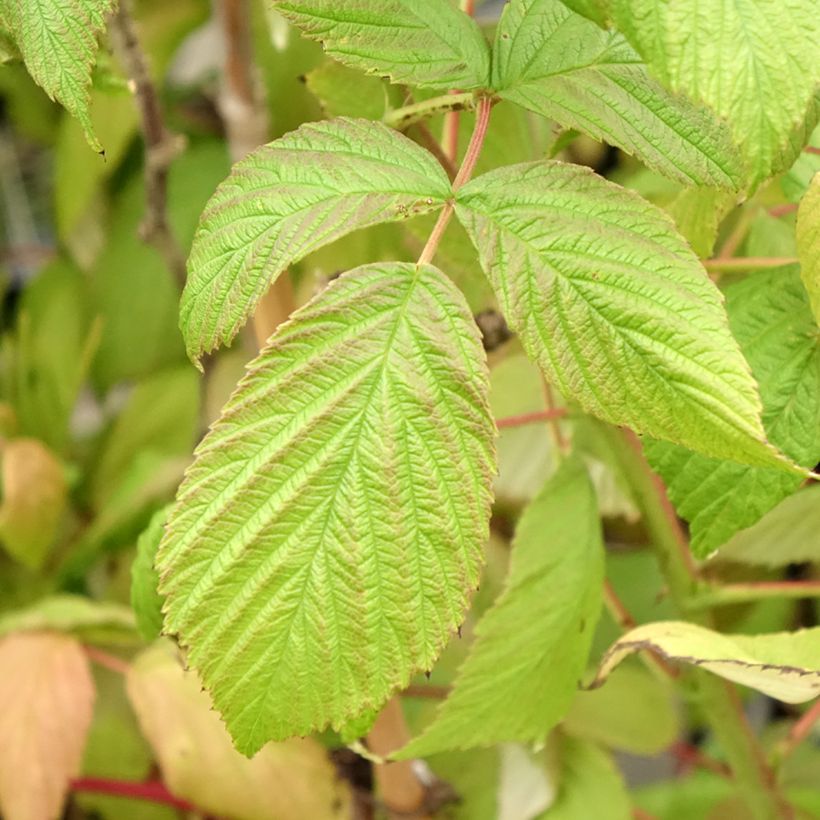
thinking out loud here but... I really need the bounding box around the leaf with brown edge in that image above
[0,632,95,820]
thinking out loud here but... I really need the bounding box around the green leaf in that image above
[593,621,820,704]
[305,58,401,120]
[645,266,820,557]
[158,263,495,754]
[131,507,169,642]
[396,457,603,758]
[0,0,115,152]
[667,187,736,258]
[181,118,452,362]
[455,161,788,470]
[563,664,679,756]
[608,0,820,187]
[126,641,353,819]
[492,0,744,190]
[271,0,490,90]
[558,0,609,25]
[797,171,820,326]
[716,484,820,568]
[542,735,631,820]
[0,595,136,643]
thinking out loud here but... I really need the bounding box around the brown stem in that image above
[769,203,798,218]
[412,121,458,182]
[403,684,450,700]
[804,146,820,156]
[496,408,568,429]
[109,0,187,289]
[216,0,295,346]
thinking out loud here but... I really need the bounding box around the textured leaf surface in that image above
[272,0,490,90]
[0,0,114,151]
[609,0,820,186]
[646,267,820,556]
[492,0,743,189]
[716,485,820,568]
[456,161,786,469]
[159,263,495,753]
[127,641,351,820]
[397,458,603,758]
[181,118,451,360]
[131,507,168,642]
[0,633,95,820]
[0,438,67,569]
[593,621,820,704]
[797,171,820,325]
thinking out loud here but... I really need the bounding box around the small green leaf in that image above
[492,0,744,189]
[558,0,609,25]
[646,266,820,557]
[456,161,790,470]
[397,458,603,758]
[181,118,452,361]
[305,58,400,120]
[0,0,115,152]
[272,0,490,90]
[716,484,820,568]
[797,172,820,326]
[593,621,820,704]
[131,507,169,642]
[608,0,820,187]
[158,263,495,754]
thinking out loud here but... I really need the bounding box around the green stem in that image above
[703,256,798,273]
[605,427,791,820]
[691,580,820,609]
[383,92,477,130]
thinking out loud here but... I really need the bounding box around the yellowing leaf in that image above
[797,171,820,325]
[126,641,352,820]
[0,632,95,820]
[0,438,67,569]
[159,263,495,753]
[593,621,820,704]
[0,0,115,152]
[181,118,452,361]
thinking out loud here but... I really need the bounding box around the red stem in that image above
[804,146,820,156]
[71,777,194,812]
[782,699,820,759]
[84,646,130,675]
[496,408,568,430]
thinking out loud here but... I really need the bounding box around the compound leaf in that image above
[397,457,603,758]
[593,621,820,704]
[797,171,820,325]
[608,0,820,187]
[0,0,115,152]
[272,0,490,90]
[492,0,744,190]
[180,118,451,362]
[456,161,791,470]
[646,267,820,557]
[159,263,495,754]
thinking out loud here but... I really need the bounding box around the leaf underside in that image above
[493,0,744,190]
[180,118,452,361]
[158,262,496,755]
[455,160,790,470]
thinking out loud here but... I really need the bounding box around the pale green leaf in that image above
[646,267,820,557]
[492,0,744,189]
[0,0,115,152]
[126,641,352,820]
[397,457,603,758]
[542,736,631,820]
[667,187,736,258]
[305,58,401,120]
[608,0,820,187]
[181,118,452,361]
[797,171,820,325]
[558,0,609,25]
[158,263,495,754]
[0,633,95,820]
[131,507,168,642]
[716,484,820,568]
[0,595,137,643]
[455,161,789,470]
[563,664,679,756]
[593,620,820,703]
[272,0,490,90]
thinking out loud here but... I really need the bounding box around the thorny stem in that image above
[418,96,493,266]
[109,0,187,289]
[604,428,792,820]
